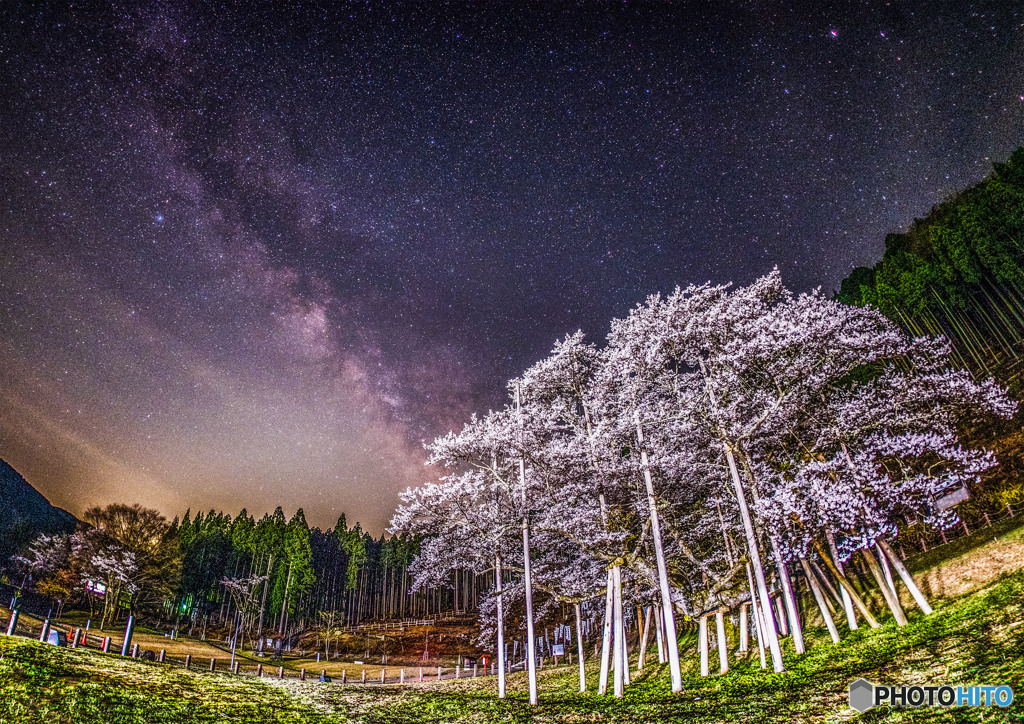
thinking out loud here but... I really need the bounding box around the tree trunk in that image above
[278,562,292,635]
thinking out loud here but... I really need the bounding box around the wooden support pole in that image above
[598,568,614,695]
[612,565,624,697]
[862,548,907,626]
[699,614,709,677]
[877,539,932,615]
[716,609,729,674]
[800,558,840,644]
[637,605,652,671]
[738,603,749,652]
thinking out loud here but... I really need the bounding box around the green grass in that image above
[903,514,1024,574]
[4,522,1024,723]
[2,569,1023,723]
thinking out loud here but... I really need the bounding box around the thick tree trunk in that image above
[278,562,292,635]
[635,413,684,692]
[799,558,839,643]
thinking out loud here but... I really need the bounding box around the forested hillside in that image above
[837,145,1024,522]
[838,146,1024,382]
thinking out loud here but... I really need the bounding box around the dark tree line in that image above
[172,507,480,641]
[838,144,1024,520]
[838,146,1024,379]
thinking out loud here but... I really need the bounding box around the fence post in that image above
[361,669,366,683]
[121,615,135,657]
[473,664,477,678]
[437,666,442,680]
[279,666,284,679]
[184,654,191,669]
[39,619,51,643]
[455,665,460,679]
[159,649,166,663]
[400,669,405,684]
[5,610,18,637]
[210,658,216,671]
[419,667,423,682]
[300,668,306,681]
[233,661,239,675]
[381,669,387,683]
[341,669,347,684]
[257,664,263,677]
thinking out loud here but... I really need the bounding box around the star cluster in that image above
[1,2,1021,532]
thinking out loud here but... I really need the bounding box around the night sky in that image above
[1,2,1021,533]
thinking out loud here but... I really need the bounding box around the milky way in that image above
[1,2,1021,532]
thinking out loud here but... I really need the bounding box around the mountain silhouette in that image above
[0,458,78,559]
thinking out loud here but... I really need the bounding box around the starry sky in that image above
[1,2,1022,533]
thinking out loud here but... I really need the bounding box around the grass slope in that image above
[3,524,1024,724]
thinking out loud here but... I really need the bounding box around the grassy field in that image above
[2,527,1023,723]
